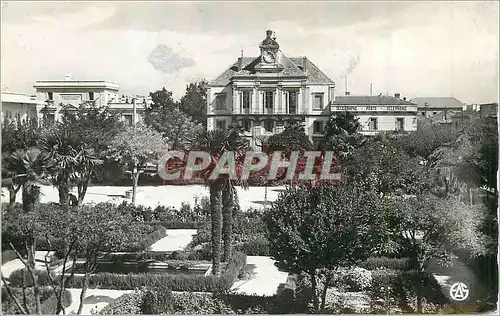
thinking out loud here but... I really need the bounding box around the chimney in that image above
[65,74,71,80]
[302,56,307,74]
[394,93,400,99]
[345,91,350,96]
[266,30,273,38]
[237,56,243,71]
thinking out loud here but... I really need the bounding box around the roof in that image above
[34,80,120,91]
[1,91,44,105]
[410,97,464,109]
[331,95,416,105]
[210,54,334,86]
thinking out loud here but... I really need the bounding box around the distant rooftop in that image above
[34,80,120,91]
[1,91,44,105]
[410,97,465,109]
[331,95,415,105]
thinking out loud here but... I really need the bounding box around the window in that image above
[215,94,227,110]
[433,111,438,115]
[264,91,274,109]
[242,91,251,109]
[313,93,324,110]
[215,120,226,131]
[47,92,53,101]
[241,120,251,132]
[313,121,324,134]
[287,91,298,114]
[45,113,55,125]
[368,118,378,130]
[264,120,274,132]
[124,115,133,126]
[421,111,426,116]
[396,118,404,131]
[88,92,94,100]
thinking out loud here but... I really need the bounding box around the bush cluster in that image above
[370,269,448,310]
[99,289,144,315]
[359,257,411,271]
[234,238,270,256]
[1,287,71,314]
[121,225,167,252]
[8,268,54,287]
[116,199,210,223]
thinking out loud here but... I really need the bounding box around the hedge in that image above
[359,257,411,271]
[144,220,205,229]
[1,250,17,264]
[371,269,448,307]
[122,225,167,252]
[235,238,270,256]
[8,268,54,287]
[1,287,71,314]
[21,252,246,293]
[99,290,143,315]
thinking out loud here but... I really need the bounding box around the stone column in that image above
[232,85,239,114]
[276,85,282,114]
[300,84,307,114]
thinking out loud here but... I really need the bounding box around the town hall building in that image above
[207,30,336,148]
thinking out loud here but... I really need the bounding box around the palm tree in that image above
[2,148,54,212]
[192,127,248,274]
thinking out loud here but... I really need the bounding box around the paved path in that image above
[1,251,55,279]
[1,185,285,210]
[149,229,197,252]
[231,256,288,297]
[65,289,133,315]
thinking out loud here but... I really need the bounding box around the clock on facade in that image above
[262,50,275,63]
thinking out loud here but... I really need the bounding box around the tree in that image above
[40,125,101,205]
[266,185,386,312]
[1,117,43,205]
[2,148,54,212]
[107,125,167,205]
[58,104,124,202]
[266,124,313,152]
[179,80,208,126]
[72,203,148,314]
[323,111,361,137]
[148,87,178,111]
[384,194,489,312]
[191,127,248,273]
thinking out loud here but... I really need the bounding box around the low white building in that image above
[1,91,46,123]
[330,95,418,136]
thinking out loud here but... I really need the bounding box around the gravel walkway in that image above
[149,229,197,252]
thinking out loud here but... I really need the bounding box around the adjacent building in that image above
[1,77,150,126]
[207,30,335,148]
[411,96,465,118]
[330,95,418,136]
[1,91,46,123]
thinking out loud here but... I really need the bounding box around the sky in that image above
[1,1,499,104]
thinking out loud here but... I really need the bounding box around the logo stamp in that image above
[449,282,469,301]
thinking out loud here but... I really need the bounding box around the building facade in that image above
[411,97,465,118]
[207,30,335,149]
[330,95,418,136]
[1,78,150,126]
[1,91,46,123]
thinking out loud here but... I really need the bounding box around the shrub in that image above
[8,268,54,287]
[359,257,411,271]
[235,238,270,256]
[1,250,17,264]
[1,287,71,314]
[99,290,144,315]
[172,292,234,314]
[370,269,448,311]
[343,267,372,291]
[140,284,174,314]
[122,225,167,252]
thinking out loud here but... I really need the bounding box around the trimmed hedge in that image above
[235,238,270,256]
[99,290,143,315]
[1,287,71,314]
[8,268,54,287]
[371,269,448,308]
[144,220,205,229]
[122,225,167,252]
[23,252,246,293]
[359,257,411,271]
[1,250,17,264]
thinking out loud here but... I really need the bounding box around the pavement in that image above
[1,185,285,210]
[65,289,133,315]
[149,229,197,252]
[1,251,55,279]
[231,256,289,297]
